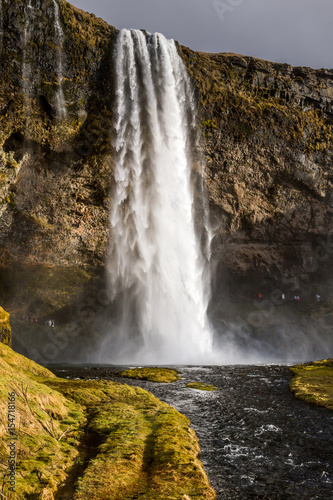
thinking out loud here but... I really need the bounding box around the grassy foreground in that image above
[290,359,333,410]
[0,344,215,499]
[120,367,180,383]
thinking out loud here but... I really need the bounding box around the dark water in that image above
[51,365,333,499]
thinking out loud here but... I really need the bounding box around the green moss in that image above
[45,378,215,499]
[0,343,85,499]
[202,118,218,130]
[120,367,180,383]
[0,346,215,498]
[186,382,218,391]
[181,47,333,153]
[290,359,333,410]
[0,306,11,346]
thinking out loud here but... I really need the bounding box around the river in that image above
[51,364,333,499]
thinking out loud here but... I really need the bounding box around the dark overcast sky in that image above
[69,0,333,69]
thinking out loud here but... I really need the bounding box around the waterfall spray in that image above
[103,29,213,364]
[52,0,66,120]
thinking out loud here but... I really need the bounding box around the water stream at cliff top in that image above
[103,29,213,364]
[52,0,66,120]
[0,0,3,52]
[22,0,33,123]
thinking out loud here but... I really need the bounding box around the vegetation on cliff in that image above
[0,345,215,499]
[290,359,333,410]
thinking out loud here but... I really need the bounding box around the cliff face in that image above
[0,0,116,271]
[0,0,333,321]
[0,0,117,314]
[181,49,333,297]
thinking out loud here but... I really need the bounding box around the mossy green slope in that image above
[290,359,333,410]
[47,378,215,500]
[0,342,85,500]
[0,345,215,499]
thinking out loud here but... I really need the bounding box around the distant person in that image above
[316,294,321,303]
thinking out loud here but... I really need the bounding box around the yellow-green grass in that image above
[290,359,333,410]
[0,305,11,345]
[0,342,85,500]
[120,367,180,383]
[186,383,218,392]
[0,345,215,499]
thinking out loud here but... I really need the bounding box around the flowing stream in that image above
[104,29,212,364]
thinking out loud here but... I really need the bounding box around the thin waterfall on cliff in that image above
[52,0,66,120]
[22,0,33,122]
[104,29,213,364]
[0,0,3,52]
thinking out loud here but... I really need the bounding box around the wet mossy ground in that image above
[290,359,333,410]
[120,367,180,383]
[186,382,218,391]
[0,346,215,499]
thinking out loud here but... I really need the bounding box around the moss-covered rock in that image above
[0,306,12,346]
[290,359,333,410]
[120,367,180,383]
[186,382,218,391]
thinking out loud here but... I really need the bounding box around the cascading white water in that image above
[104,29,213,364]
[52,0,66,120]
[0,0,3,51]
[22,0,33,121]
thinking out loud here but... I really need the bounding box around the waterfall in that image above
[104,29,213,364]
[52,0,66,120]
[22,0,33,122]
[0,0,3,52]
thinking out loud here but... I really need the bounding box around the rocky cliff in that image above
[181,49,333,299]
[0,0,333,339]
